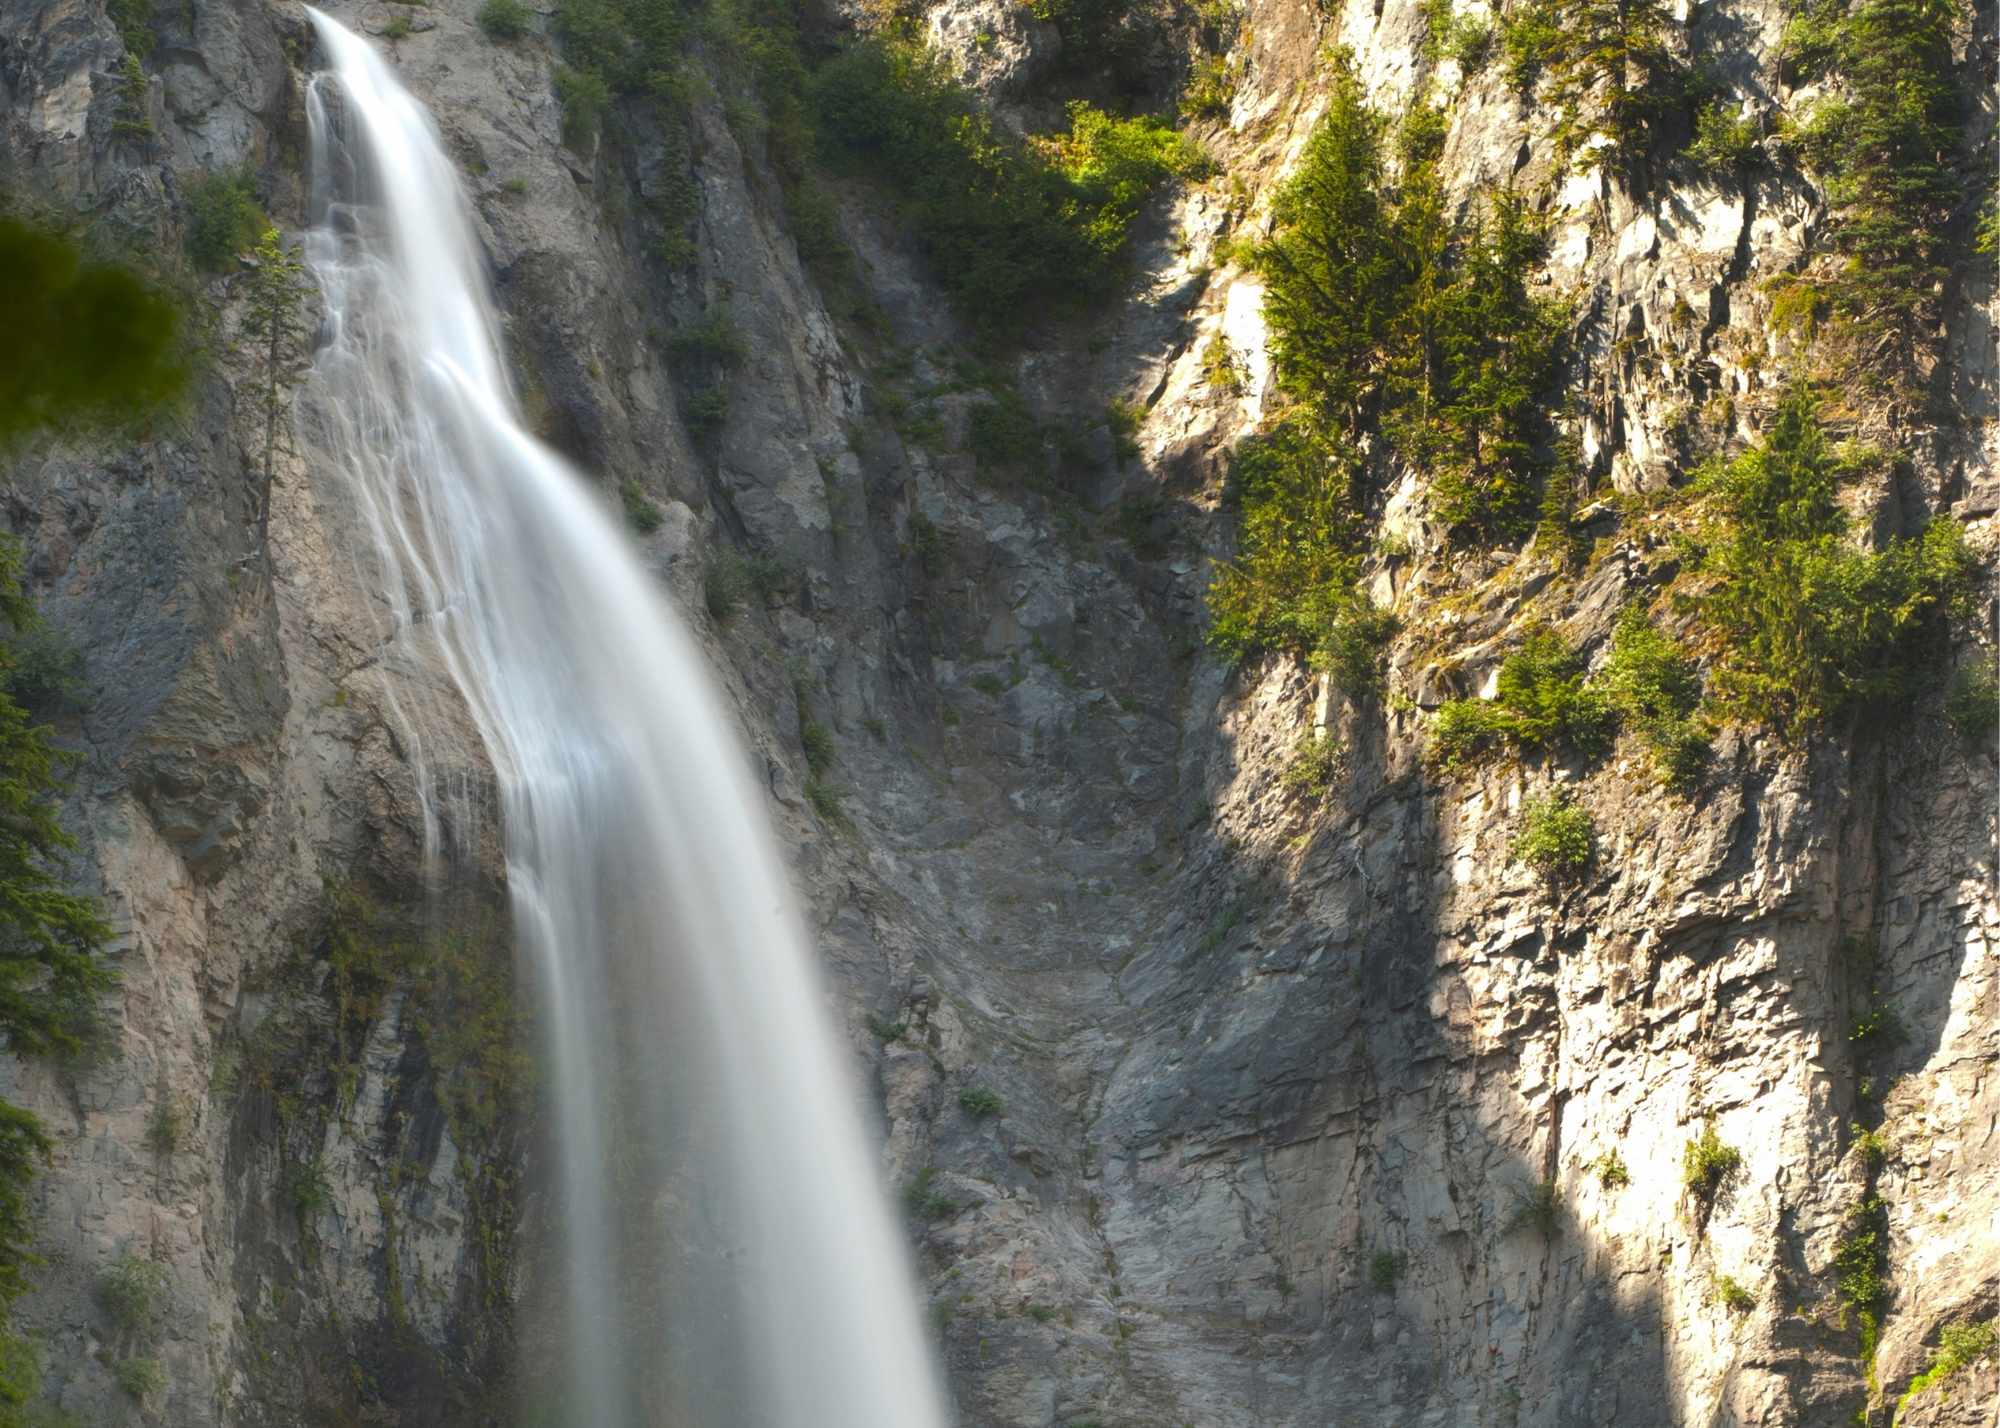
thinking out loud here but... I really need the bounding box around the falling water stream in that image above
[298,14,947,1426]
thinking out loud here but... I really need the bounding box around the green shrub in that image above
[145,1097,184,1156]
[800,719,834,776]
[1681,1119,1742,1210]
[1206,416,1378,671]
[1686,99,1762,177]
[668,308,747,366]
[1513,789,1594,885]
[1690,393,1976,738]
[1711,1274,1756,1314]
[1945,659,1998,746]
[969,393,1041,467]
[703,549,751,621]
[804,777,845,821]
[112,1356,164,1401]
[1505,1177,1562,1238]
[901,1166,959,1221]
[1368,1249,1403,1290]
[1281,729,1343,796]
[553,64,612,144]
[1024,0,1141,79]
[620,477,663,533]
[1430,628,1611,770]
[810,42,1201,334]
[382,12,412,40]
[1105,397,1143,463]
[182,169,262,271]
[477,0,532,39]
[1852,1123,1889,1169]
[1896,1318,1997,1420]
[1182,54,1239,119]
[1849,1002,1905,1050]
[1602,606,1710,791]
[98,1256,168,1343]
[1590,1150,1630,1189]
[958,1086,1004,1118]
[682,387,727,438]
[1833,1194,1888,1328]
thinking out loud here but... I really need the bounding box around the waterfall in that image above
[297,14,947,1426]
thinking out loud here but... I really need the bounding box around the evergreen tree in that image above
[241,227,311,572]
[1786,0,1969,382]
[1255,56,1400,426]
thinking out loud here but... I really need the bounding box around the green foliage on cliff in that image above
[0,220,185,445]
[1513,789,1595,885]
[1251,51,1566,541]
[1499,0,1687,171]
[1429,627,1611,770]
[1781,0,1972,383]
[810,38,1203,333]
[1601,607,1710,790]
[183,170,264,272]
[0,539,110,1418]
[1895,1318,1997,1422]
[1205,416,1395,694]
[1685,392,1975,738]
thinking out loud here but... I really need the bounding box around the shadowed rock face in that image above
[0,0,1994,1423]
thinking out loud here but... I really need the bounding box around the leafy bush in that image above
[1711,1274,1756,1314]
[1689,393,1976,738]
[1368,1249,1403,1290]
[1681,1119,1742,1210]
[1897,1318,1997,1419]
[1182,55,1238,119]
[668,307,747,366]
[1590,1150,1630,1189]
[1686,99,1762,177]
[901,1166,959,1220]
[113,1356,164,1402]
[1602,606,1709,790]
[969,393,1042,468]
[810,42,1202,334]
[800,719,834,776]
[1024,0,1141,79]
[1430,627,1611,770]
[477,0,532,40]
[553,64,612,144]
[1945,659,1997,746]
[620,477,663,533]
[682,387,727,438]
[1513,789,1594,885]
[1281,729,1343,796]
[1833,1194,1888,1328]
[958,1086,1004,1118]
[1206,416,1383,680]
[99,1256,168,1344]
[704,549,751,621]
[182,169,262,271]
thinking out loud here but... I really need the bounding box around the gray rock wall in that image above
[0,0,1993,1422]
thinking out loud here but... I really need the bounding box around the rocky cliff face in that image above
[0,0,1995,1422]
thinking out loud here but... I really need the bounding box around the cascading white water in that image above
[297,14,948,1426]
